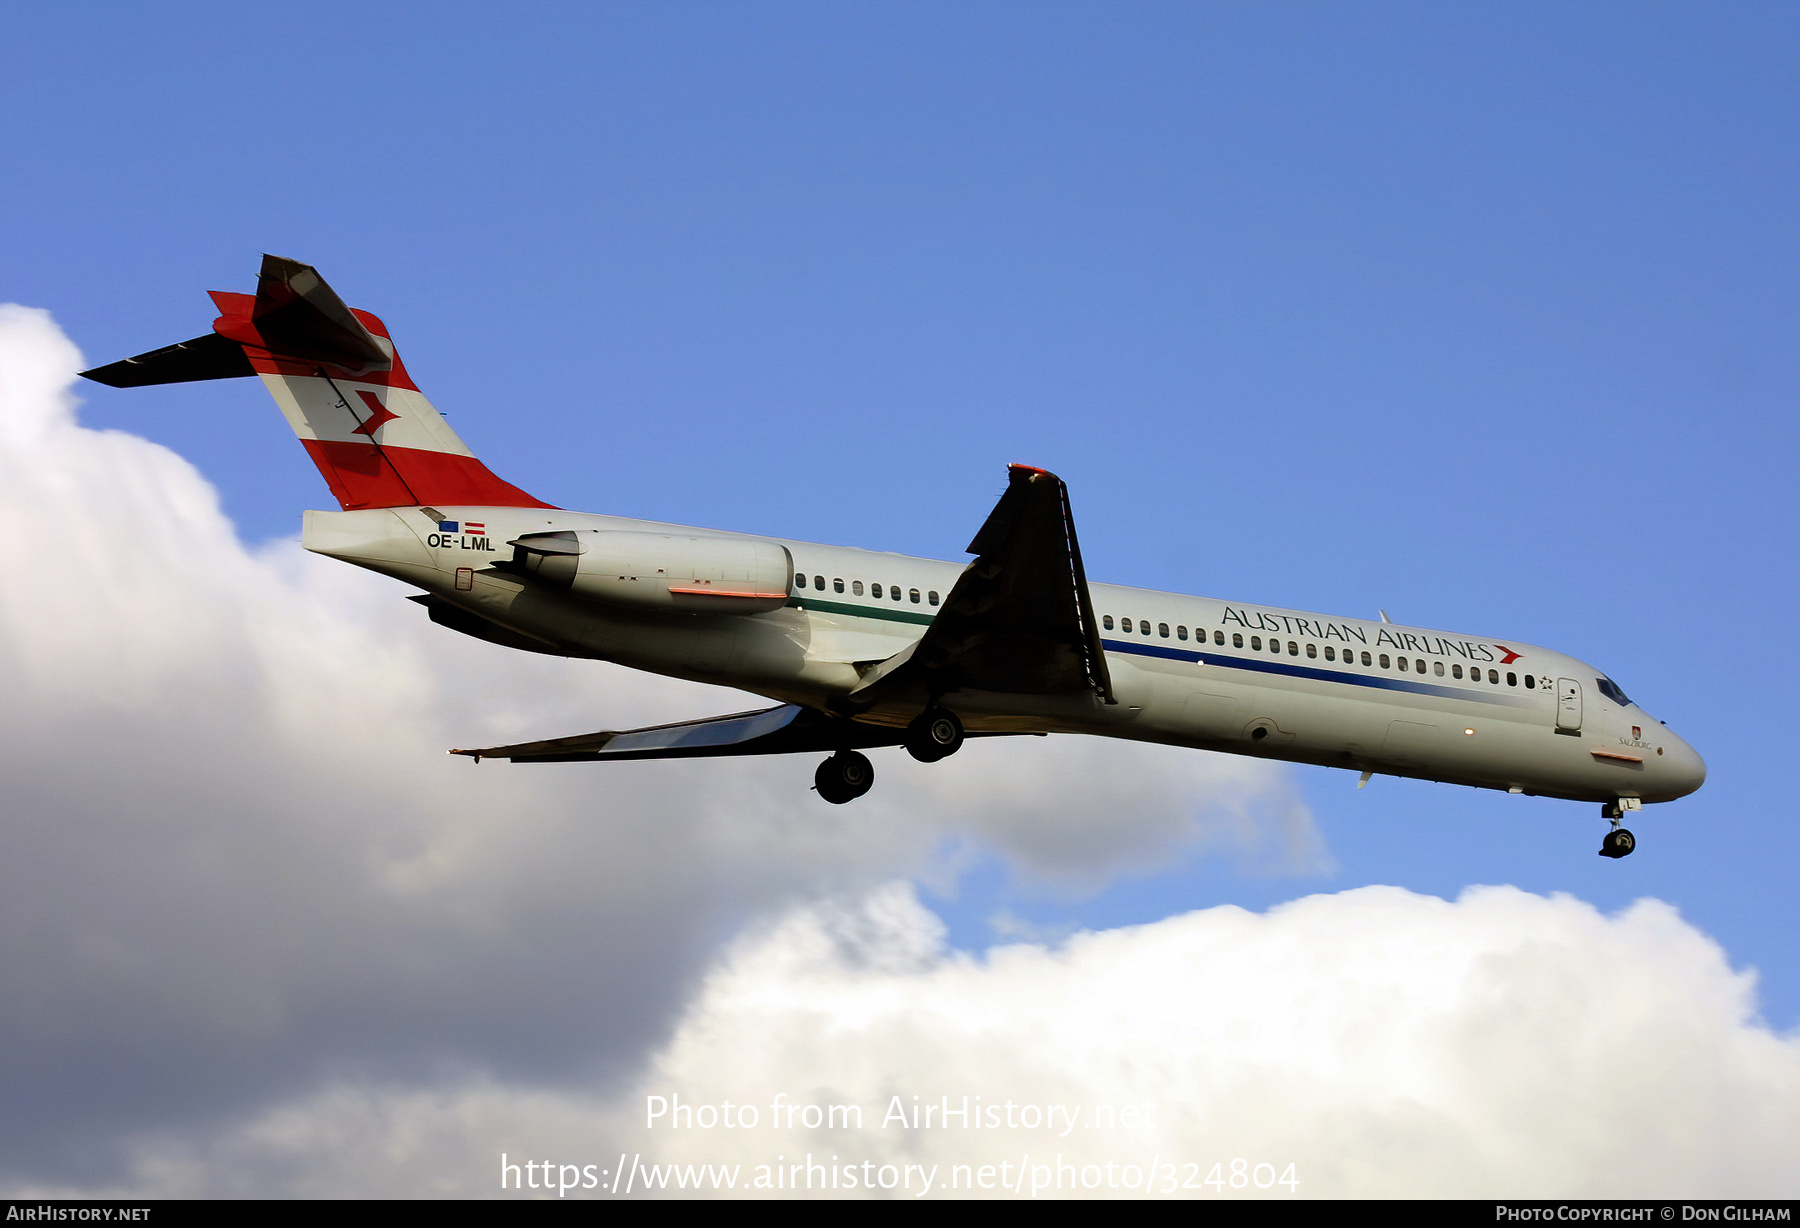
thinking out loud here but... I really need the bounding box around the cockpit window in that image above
[1595,677,1633,706]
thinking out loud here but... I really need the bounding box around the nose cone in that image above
[1656,730,1707,800]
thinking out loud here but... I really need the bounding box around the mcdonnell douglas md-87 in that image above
[82,256,1705,857]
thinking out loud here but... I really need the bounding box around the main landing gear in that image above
[1598,798,1642,859]
[814,751,874,805]
[904,708,965,763]
[814,709,964,805]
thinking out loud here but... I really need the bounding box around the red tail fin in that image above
[82,256,554,512]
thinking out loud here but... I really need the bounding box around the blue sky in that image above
[4,0,1798,1166]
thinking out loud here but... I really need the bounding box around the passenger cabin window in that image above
[1123,618,1133,632]
[1488,669,1499,683]
[1306,643,1317,658]
[1250,636,1261,650]
[1434,661,1444,676]
[1506,671,1517,686]
[852,581,863,595]
[1103,615,1114,630]
[1214,630,1224,646]
[1324,646,1335,661]
[1288,641,1298,656]
[1233,633,1244,648]
[1452,664,1463,679]
[1415,659,1425,674]
[1177,626,1188,640]
[795,573,807,588]
[1159,623,1169,638]
[834,578,845,593]
[928,591,939,606]
[1524,674,1534,688]
[814,575,825,590]
[910,589,921,604]
[1142,621,1153,636]
[1361,651,1372,666]
[1379,654,1390,669]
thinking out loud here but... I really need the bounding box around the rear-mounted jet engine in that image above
[507,529,793,614]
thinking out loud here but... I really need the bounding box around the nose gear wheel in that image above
[1598,801,1638,858]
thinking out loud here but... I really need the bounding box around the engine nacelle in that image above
[508,530,793,614]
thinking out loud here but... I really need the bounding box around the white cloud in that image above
[609,881,1800,1199]
[38,881,1800,1199]
[0,306,1313,1190]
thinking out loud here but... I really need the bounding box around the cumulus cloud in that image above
[626,882,1799,1200]
[0,306,1312,1191]
[32,882,1800,1199]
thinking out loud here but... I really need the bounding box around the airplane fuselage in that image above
[305,504,1708,808]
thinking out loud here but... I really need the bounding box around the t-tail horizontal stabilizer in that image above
[80,255,390,387]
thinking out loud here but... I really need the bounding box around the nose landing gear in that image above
[814,750,875,805]
[1598,798,1642,858]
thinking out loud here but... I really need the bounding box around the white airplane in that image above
[83,256,1705,858]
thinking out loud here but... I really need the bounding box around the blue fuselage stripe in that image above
[1101,638,1531,707]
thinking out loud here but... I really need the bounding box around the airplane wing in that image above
[452,463,1108,765]
[450,704,904,763]
[854,463,1114,705]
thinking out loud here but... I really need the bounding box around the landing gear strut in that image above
[904,708,964,763]
[815,750,875,805]
[1598,798,1641,859]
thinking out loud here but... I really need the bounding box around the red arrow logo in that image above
[1493,644,1522,665]
[351,389,399,436]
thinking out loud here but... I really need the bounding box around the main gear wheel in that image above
[814,751,875,804]
[904,708,965,763]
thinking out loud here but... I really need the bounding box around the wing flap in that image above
[451,704,902,763]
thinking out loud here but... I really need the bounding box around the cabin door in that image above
[1556,677,1583,733]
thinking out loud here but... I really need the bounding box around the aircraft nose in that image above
[1657,730,1707,799]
